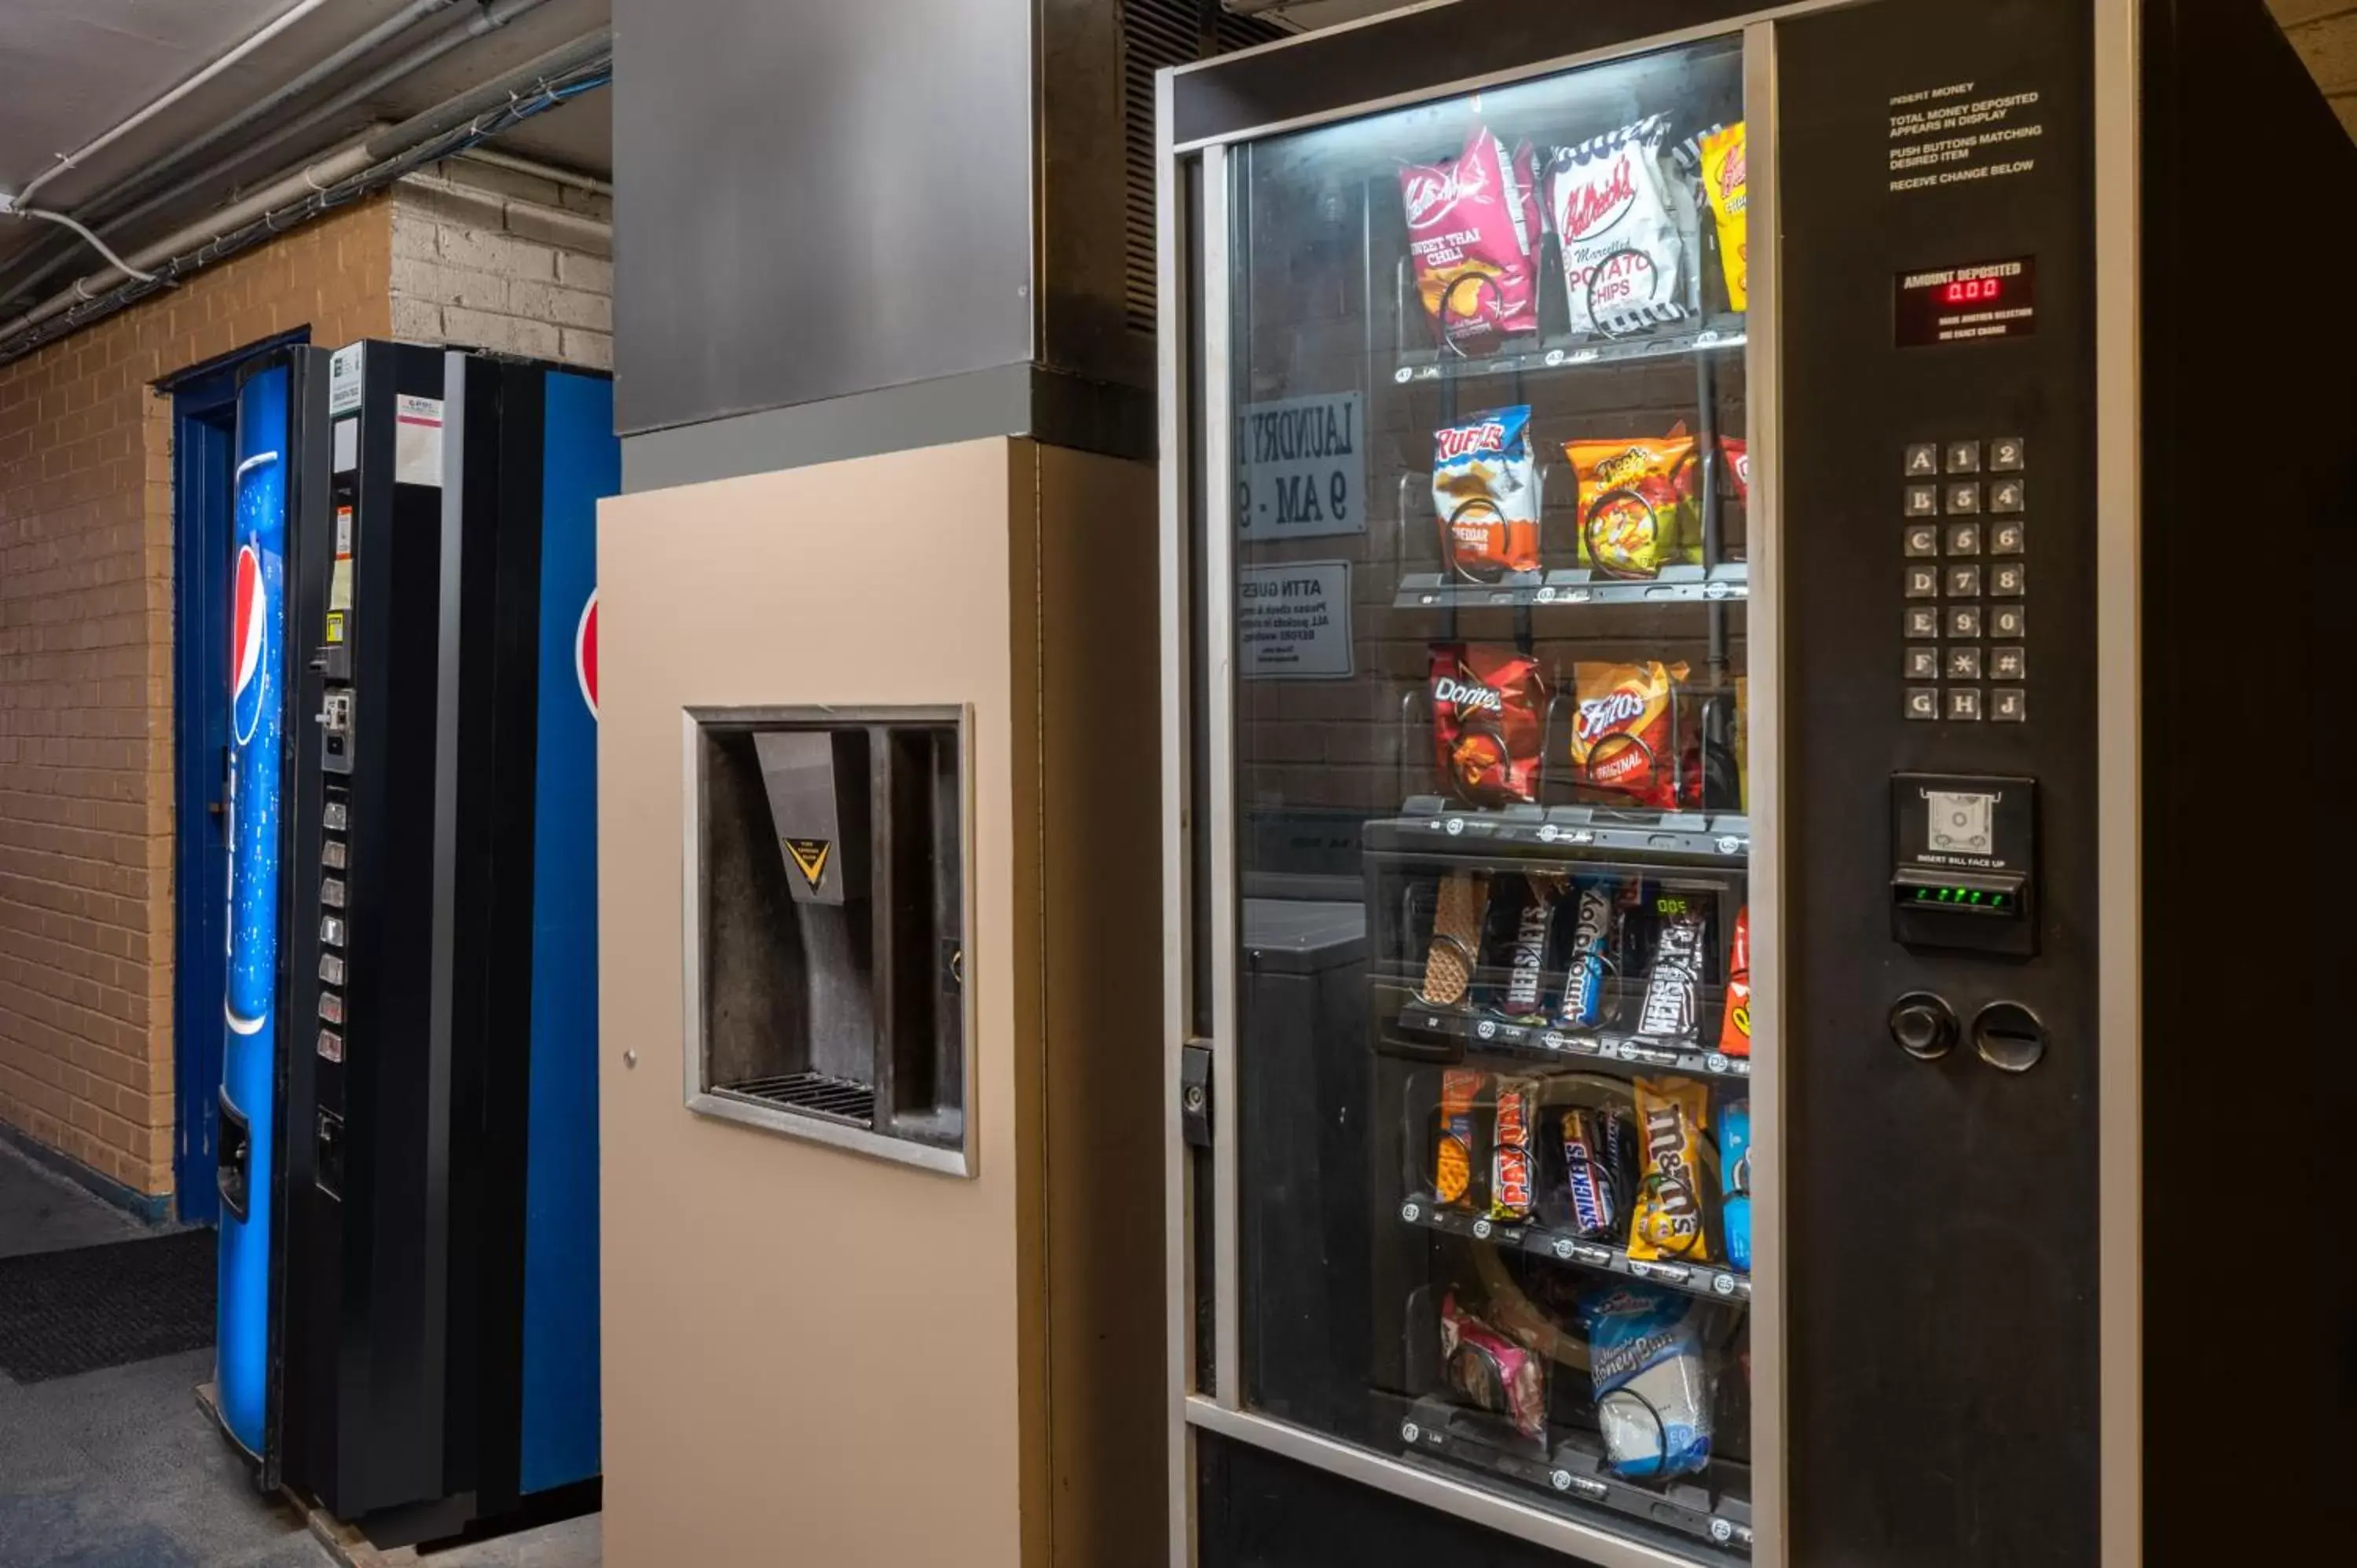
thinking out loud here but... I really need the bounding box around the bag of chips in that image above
[1401,128,1544,352]
[1433,407,1541,580]
[1431,644,1546,806]
[1699,123,1750,312]
[1549,114,1691,339]
[1567,660,1687,808]
[1562,434,1699,578]
[1629,1075,1712,1264]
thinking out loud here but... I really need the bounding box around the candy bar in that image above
[1435,1068,1482,1207]
[1490,1075,1539,1223]
[1629,1075,1712,1264]
[1556,877,1617,1028]
[1638,899,1707,1039]
[1500,875,1561,1020]
[1560,1106,1624,1240]
[1719,905,1752,1057]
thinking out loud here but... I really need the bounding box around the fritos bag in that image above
[1699,123,1750,311]
[1431,645,1546,806]
[1568,661,1688,808]
[1563,434,1699,578]
[1434,406,1540,580]
[1400,128,1544,351]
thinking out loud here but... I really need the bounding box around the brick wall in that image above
[0,200,392,1198]
[389,157,614,371]
[2275,1,2357,137]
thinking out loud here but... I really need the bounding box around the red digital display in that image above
[1896,255,2038,346]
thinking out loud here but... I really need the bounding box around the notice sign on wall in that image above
[1240,561,1353,680]
[1237,392,1364,539]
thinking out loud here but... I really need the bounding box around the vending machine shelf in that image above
[1370,806,1752,866]
[1399,1191,1752,1305]
[1391,316,1749,388]
[1391,998,1753,1085]
[1394,562,1750,610]
[1390,1394,1754,1557]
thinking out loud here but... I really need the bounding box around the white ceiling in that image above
[0,0,611,285]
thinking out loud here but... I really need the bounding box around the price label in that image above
[1236,392,1364,539]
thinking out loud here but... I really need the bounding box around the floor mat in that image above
[0,1229,214,1383]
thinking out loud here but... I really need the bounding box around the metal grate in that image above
[714,1071,876,1129]
[1119,0,1289,337]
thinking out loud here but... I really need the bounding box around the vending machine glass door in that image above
[1199,31,1765,1565]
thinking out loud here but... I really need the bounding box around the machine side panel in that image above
[1779,2,2101,1563]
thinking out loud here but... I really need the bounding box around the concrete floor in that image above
[0,1138,601,1568]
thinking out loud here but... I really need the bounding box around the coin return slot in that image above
[689,708,970,1173]
[1972,1001,2047,1073]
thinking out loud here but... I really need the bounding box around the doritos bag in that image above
[1431,645,1545,806]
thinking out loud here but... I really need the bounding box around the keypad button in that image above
[1949,606,1984,639]
[1905,485,1940,518]
[323,801,348,831]
[1990,478,2025,514]
[1991,562,2027,597]
[322,839,347,870]
[1947,687,1984,722]
[320,954,346,987]
[1948,647,1983,680]
[1946,482,1981,515]
[1990,605,2026,639]
[1992,687,2028,722]
[322,878,346,909]
[1945,522,1981,555]
[1905,606,1941,639]
[317,1029,344,1064]
[321,915,345,947]
[1905,524,1941,557]
[1905,687,1940,721]
[1990,437,2026,471]
[318,991,345,1024]
[1905,565,1940,599]
[1904,443,1940,478]
[1990,521,2026,555]
[1991,645,2027,681]
[1946,441,1981,474]
[1946,564,1981,597]
[1906,646,1940,680]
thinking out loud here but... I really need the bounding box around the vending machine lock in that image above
[1890,774,2037,955]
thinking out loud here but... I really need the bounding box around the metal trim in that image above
[1171,0,1865,152]
[1182,1400,1708,1568]
[1739,24,1787,1568]
[2092,1,2142,1563]
[676,702,978,1180]
[1156,64,1200,1568]
[1201,140,1243,1416]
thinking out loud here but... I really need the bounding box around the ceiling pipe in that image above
[0,0,559,310]
[8,0,331,208]
[453,145,613,198]
[0,31,610,346]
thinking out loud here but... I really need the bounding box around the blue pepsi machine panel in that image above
[520,370,612,1494]
[217,362,292,1460]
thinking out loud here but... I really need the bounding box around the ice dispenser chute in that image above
[687,706,970,1174]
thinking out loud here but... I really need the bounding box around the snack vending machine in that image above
[1158,2,2352,1565]
[213,342,614,1540]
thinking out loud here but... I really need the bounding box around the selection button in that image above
[1905,687,1940,721]
[1990,437,2026,471]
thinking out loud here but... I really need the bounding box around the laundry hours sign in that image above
[1237,392,1364,539]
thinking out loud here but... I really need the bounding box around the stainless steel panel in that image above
[614,0,1036,435]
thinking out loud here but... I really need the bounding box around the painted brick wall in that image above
[0,199,392,1199]
[2275,1,2357,137]
[389,158,614,372]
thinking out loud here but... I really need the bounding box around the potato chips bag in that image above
[1562,434,1699,578]
[1434,406,1540,580]
[1699,123,1750,311]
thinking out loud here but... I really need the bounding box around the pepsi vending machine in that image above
[214,342,613,1540]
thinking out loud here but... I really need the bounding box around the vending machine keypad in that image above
[1901,438,2030,723]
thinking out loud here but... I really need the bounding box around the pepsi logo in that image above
[575,590,598,719]
[231,542,266,746]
